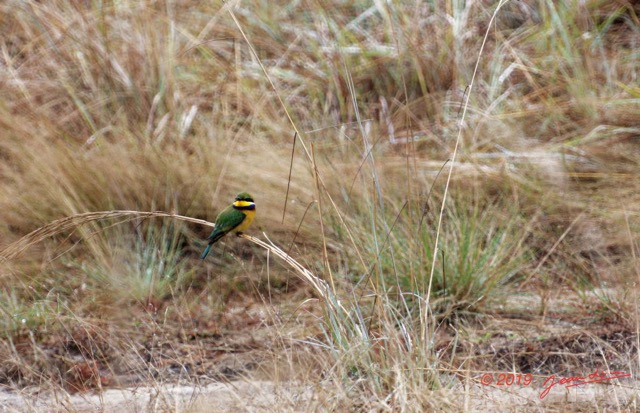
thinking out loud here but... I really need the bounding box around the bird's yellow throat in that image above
[233,201,255,232]
[233,200,255,209]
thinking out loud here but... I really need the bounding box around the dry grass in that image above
[1,0,639,411]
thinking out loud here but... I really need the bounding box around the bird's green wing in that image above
[201,207,248,260]
[213,207,247,234]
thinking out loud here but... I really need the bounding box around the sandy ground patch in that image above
[0,381,313,413]
[1,377,637,412]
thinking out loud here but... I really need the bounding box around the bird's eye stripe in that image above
[233,204,256,211]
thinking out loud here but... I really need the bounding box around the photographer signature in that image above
[539,368,631,399]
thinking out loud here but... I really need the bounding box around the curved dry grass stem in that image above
[423,0,510,342]
[0,209,345,323]
[227,7,369,275]
[0,210,340,313]
[239,233,344,313]
[0,210,214,263]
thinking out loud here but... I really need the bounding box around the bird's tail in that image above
[201,244,213,260]
[201,230,226,260]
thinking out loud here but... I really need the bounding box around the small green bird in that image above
[201,192,256,260]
